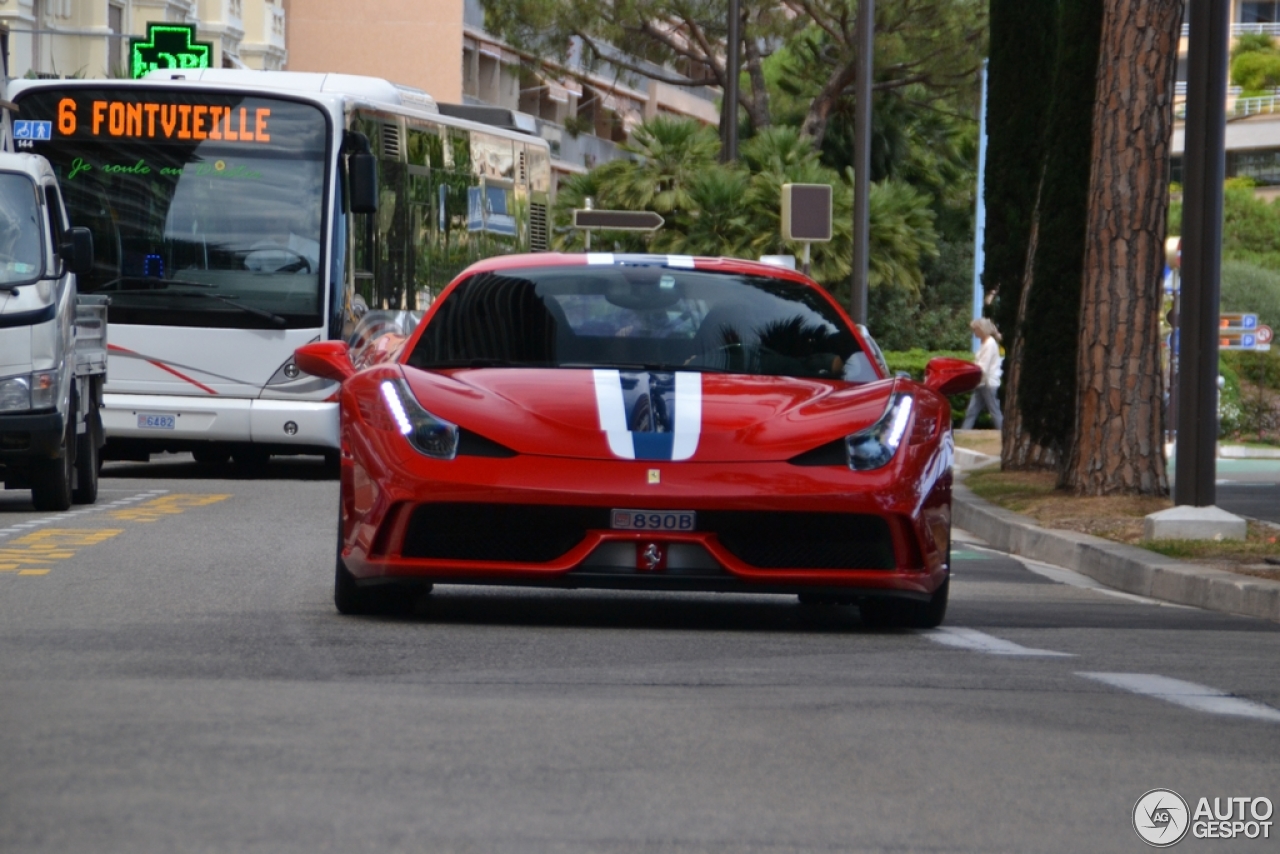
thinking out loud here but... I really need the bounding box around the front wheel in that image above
[860,578,949,629]
[71,410,100,505]
[31,412,74,512]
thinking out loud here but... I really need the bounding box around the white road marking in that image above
[0,489,168,542]
[921,627,1074,657]
[1078,672,1280,722]
[952,534,1192,609]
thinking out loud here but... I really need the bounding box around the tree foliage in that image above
[481,0,985,149]
[1230,33,1280,92]
[1016,0,1103,461]
[983,0,1059,344]
[551,117,939,318]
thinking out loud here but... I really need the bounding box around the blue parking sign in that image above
[1243,313,1258,329]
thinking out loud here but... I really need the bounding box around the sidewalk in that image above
[950,432,1280,623]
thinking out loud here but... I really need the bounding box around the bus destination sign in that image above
[55,96,273,144]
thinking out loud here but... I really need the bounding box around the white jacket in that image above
[975,337,1003,389]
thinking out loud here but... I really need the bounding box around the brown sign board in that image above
[781,183,833,242]
[573,209,665,231]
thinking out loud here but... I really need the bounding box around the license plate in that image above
[611,509,696,532]
[137,414,176,430]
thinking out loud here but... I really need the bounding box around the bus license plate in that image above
[138,414,176,430]
[611,509,696,532]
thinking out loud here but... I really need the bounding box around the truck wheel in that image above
[31,414,74,512]
[72,413,100,505]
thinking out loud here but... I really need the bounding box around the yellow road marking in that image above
[3,493,231,579]
[109,493,230,523]
[0,528,123,572]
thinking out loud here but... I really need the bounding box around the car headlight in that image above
[380,378,458,460]
[845,393,913,471]
[0,371,58,413]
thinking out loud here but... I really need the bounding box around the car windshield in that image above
[0,173,44,285]
[15,88,329,329]
[407,264,882,381]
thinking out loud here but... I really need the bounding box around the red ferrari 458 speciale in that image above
[296,253,982,626]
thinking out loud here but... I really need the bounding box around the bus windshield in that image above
[16,88,329,329]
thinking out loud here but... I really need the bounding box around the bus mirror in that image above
[348,151,378,214]
[61,227,94,277]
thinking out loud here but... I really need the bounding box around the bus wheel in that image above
[232,446,271,470]
[193,446,232,465]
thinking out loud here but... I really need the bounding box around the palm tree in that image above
[608,116,721,215]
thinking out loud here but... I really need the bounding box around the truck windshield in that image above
[0,173,44,285]
[15,88,329,329]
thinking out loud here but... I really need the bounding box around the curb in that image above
[952,481,1280,623]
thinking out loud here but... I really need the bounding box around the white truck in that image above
[0,151,104,510]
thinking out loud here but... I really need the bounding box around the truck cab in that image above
[0,151,102,510]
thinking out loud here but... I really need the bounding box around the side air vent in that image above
[529,201,549,251]
[382,122,402,159]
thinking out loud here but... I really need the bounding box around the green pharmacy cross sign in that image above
[130,23,212,79]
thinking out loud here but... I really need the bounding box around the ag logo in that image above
[1134,788,1190,847]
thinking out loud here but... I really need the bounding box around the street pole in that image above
[971,59,989,352]
[721,0,741,163]
[849,0,873,326]
[1175,0,1230,507]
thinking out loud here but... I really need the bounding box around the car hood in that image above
[402,367,901,463]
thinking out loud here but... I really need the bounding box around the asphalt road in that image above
[1,455,1278,854]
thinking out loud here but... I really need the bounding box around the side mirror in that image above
[348,151,378,214]
[295,340,356,383]
[61,227,94,277]
[923,357,983,396]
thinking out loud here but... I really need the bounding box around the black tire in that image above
[334,555,428,615]
[192,446,232,465]
[860,578,949,630]
[232,446,271,471]
[31,411,74,512]
[334,554,372,615]
[71,412,99,505]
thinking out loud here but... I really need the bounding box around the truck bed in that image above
[74,295,108,377]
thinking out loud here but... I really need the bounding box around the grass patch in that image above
[962,467,1280,577]
[965,469,1059,513]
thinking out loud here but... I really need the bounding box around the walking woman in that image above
[961,317,1004,430]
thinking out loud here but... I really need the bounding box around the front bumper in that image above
[341,447,952,599]
[0,409,64,459]
[102,393,338,449]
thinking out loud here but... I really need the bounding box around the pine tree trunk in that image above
[1001,200,1059,470]
[1063,0,1181,496]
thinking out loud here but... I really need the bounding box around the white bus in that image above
[10,71,553,466]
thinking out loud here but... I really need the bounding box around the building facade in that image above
[286,0,718,179]
[1173,0,1280,196]
[1,0,287,80]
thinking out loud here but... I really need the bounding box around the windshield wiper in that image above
[99,275,217,291]
[416,358,527,368]
[560,362,729,373]
[108,290,287,328]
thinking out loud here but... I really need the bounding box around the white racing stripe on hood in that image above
[592,368,703,461]
[671,372,702,460]
[592,369,635,459]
